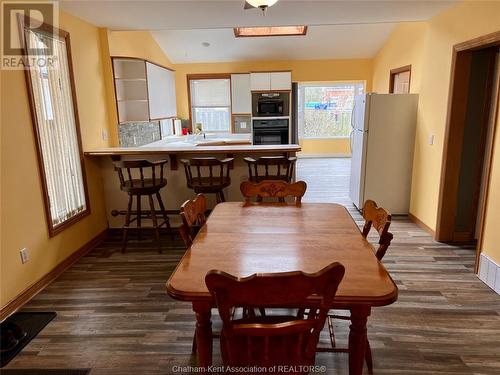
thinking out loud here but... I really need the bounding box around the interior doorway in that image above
[436,32,500,259]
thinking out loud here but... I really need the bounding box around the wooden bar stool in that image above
[180,157,234,203]
[243,155,297,183]
[114,159,174,253]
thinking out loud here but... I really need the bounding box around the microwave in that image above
[252,92,290,117]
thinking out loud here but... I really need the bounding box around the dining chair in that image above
[240,180,307,205]
[244,156,297,183]
[324,199,393,374]
[179,194,207,248]
[180,157,233,203]
[205,262,345,371]
[113,159,174,253]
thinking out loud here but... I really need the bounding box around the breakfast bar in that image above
[85,142,301,228]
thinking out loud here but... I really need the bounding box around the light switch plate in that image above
[20,248,29,264]
[428,134,434,145]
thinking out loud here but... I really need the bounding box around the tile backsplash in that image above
[119,121,161,147]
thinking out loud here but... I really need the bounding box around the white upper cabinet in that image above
[250,71,291,91]
[231,74,251,114]
[146,62,177,120]
[250,72,271,91]
[270,71,292,90]
[112,58,176,123]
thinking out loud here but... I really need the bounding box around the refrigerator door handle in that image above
[349,130,354,153]
[350,102,356,129]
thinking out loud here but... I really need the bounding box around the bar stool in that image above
[180,157,234,203]
[243,156,297,183]
[114,159,174,253]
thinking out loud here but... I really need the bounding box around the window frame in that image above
[389,65,412,94]
[297,81,365,140]
[187,73,232,132]
[20,15,91,237]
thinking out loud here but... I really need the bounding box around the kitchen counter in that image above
[84,143,300,156]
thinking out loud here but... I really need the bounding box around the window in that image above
[189,76,231,132]
[234,26,307,37]
[23,20,89,236]
[390,65,411,94]
[298,82,365,139]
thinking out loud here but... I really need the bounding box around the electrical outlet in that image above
[20,248,29,264]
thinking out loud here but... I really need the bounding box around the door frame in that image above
[435,31,500,272]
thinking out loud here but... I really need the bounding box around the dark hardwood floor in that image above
[6,158,500,374]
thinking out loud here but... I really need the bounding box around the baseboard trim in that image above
[478,253,500,295]
[0,229,108,322]
[408,213,435,236]
[297,153,351,158]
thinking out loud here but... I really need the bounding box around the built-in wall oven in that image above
[253,119,289,145]
[252,92,290,117]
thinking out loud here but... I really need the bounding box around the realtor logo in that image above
[1,1,59,69]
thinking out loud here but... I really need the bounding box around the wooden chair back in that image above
[205,263,345,369]
[362,200,393,260]
[113,160,167,189]
[180,157,233,187]
[244,156,297,182]
[179,194,207,248]
[240,180,307,205]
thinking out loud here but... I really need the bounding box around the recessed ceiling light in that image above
[202,42,210,47]
[234,26,308,38]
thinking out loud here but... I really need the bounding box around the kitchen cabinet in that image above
[231,73,251,114]
[270,71,292,90]
[112,57,176,123]
[250,72,271,91]
[250,71,291,91]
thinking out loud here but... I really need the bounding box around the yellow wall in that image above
[102,30,174,145]
[107,31,174,69]
[0,11,110,308]
[372,22,428,94]
[300,138,351,155]
[174,59,372,155]
[481,95,500,264]
[372,1,500,263]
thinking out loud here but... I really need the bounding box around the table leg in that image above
[193,301,213,368]
[348,306,371,375]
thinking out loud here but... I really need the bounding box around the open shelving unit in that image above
[112,57,177,124]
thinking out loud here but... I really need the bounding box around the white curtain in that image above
[190,79,231,132]
[27,30,86,227]
[190,79,230,107]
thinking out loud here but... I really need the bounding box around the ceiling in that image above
[152,24,396,63]
[60,0,458,63]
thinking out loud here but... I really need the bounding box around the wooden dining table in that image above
[166,202,398,375]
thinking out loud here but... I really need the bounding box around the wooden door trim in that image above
[389,65,412,93]
[434,31,500,273]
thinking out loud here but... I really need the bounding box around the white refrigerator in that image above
[349,93,418,214]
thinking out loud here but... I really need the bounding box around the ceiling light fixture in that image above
[244,0,279,14]
[234,26,308,38]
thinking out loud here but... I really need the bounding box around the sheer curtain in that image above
[190,78,231,132]
[27,29,87,227]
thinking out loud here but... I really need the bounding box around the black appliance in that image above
[253,119,289,145]
[252,92,290,117]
